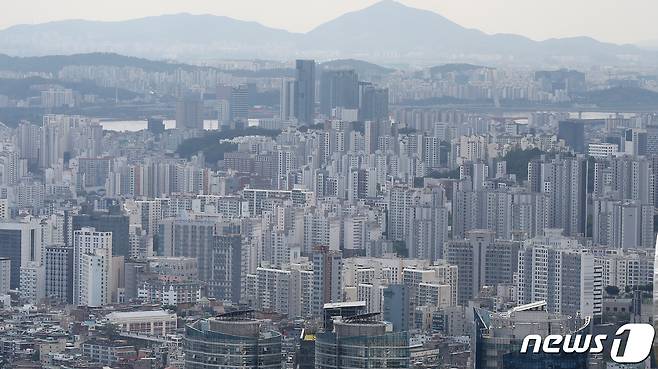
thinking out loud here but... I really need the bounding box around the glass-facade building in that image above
[473,301,590,369]
[315,319,410,369]
[184,316,282,369]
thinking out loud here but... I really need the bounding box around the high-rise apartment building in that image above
[312,246,342,316]
[0,257,10,295]
[445,230,519,305]
[73,227,113,307]
[516,230,602,319]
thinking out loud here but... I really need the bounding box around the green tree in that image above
[502,148,546,181]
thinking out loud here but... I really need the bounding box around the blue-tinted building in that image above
[473,301,590,369]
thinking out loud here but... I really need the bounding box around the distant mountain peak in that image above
[0,2,649,64]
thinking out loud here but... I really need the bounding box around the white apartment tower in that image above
[73,227,112,307]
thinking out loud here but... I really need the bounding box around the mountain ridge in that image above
[0,1,650,64]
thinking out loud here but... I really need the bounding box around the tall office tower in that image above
[622,128,648,156]
[147,117,165,135]
[73,227,113,307]
[382,284,412,332]
[0,257,10,295]
[175,95,204,129]
[406,186,449,261]
[294,59,316,125]
[280,79,296,121]
[44,244,74,303]
[184,314,282,369]
[592,198,654,248]
[0,219,42,289]
[647,124,658,155]
[473,302,589,369]
[535,155,588,236]
[358,82,389,121]
[517,231,602,319]
[230,84,249,122]
[16,121,41,164]
[312,246,343,316]
[557,119,586,153]
[445,230,520,305]
[72,212,129,257]
[319,69,359,116]
[315,314,410,369]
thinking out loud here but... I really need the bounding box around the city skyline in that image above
[1,0,657,45]
[0,2,656,368]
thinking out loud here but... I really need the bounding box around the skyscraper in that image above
[147,117,165,135]
[44,244,74,303]
[557,119,586,153]
[358,82,389,121]
[294,59,316,125]
[0,219,42,289]
[230,84,249,122]
[175,95,204,129]
[280,79,296,121]
[320,69,358,116]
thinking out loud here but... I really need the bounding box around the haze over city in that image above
[0,1,657,369]
[1,0,657,45]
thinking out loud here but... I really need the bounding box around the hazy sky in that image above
[1,0,655,44]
